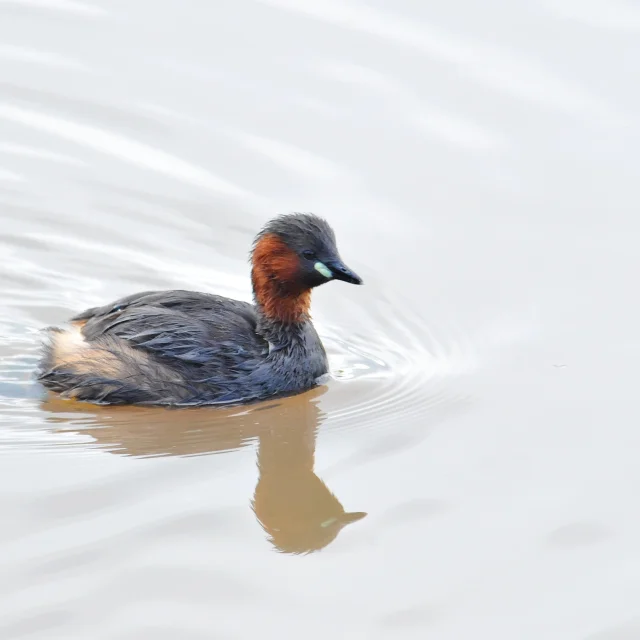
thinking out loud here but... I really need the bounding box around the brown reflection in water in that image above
[41,387,366,554]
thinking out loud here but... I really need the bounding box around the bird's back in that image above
[38,290,273,405]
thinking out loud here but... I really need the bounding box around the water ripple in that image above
[256,0,624,123]
[0,104,255,198]
[0,0,108,17]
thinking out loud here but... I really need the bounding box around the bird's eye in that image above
[302,250,315,260]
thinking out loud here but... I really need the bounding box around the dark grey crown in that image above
[254,213,337,255]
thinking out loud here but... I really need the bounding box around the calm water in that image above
[1,1,640,638]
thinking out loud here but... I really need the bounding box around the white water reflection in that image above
[0,104,255,197]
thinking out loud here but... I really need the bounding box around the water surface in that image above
[1,1,640,638]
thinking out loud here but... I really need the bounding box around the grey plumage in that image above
[38,289,328,405]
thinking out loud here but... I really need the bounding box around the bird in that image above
[37,213,363,406]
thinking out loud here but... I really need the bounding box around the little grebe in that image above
[38,213,362,406]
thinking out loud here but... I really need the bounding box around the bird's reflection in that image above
[42,386,366,554]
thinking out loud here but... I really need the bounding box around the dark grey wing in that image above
[77,290,267,369]
[73,290,257,328]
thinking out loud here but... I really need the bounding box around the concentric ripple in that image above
[0,268,474,457]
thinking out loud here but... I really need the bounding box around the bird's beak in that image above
[323,258,363,285]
